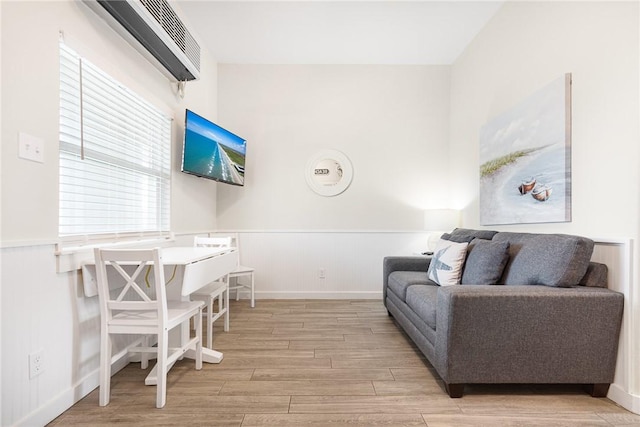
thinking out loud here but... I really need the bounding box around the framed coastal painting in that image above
[479,74,572,225]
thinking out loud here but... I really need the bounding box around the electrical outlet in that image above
[18,132,45,163]
[29,350,44,379]
[318,269,326,279]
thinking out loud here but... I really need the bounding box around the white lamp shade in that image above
[424,209,460,232]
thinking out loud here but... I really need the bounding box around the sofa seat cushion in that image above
[388,271,434,302]
[386,290,437,347]
[494,232,594,287]
[405,284,439,330]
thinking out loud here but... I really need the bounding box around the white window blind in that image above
[59,42,171,241]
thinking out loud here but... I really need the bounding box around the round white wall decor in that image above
[305,150,353,196]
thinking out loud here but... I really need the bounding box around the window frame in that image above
[58,41,173,251]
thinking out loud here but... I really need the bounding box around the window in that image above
[59,42,172,244]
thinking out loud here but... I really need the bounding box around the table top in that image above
[160,246,236,265]
[81,246,237,297]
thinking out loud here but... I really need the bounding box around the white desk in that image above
[82,246,239,383]
[81,246,238,297]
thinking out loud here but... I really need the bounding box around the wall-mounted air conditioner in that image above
[83,0,201,82]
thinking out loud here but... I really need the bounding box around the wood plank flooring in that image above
[49,299,640,426]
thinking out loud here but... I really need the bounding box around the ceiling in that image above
[178,1,505,65]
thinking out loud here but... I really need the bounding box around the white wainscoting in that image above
[591,238,638,413]
[1,232,635,426]
[1,243,101,427]
[231,232,638,412]
[1,231,429,426]
[230,230,430,300]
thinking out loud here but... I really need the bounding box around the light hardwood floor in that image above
[50,299,640,426]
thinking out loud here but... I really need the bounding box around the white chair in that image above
[191,237,231,348]
[229,253,256,308]
[94,247,203,409]
[203,233,256,308]
[194,234,256,308]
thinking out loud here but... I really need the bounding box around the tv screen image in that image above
[181,109,246,186]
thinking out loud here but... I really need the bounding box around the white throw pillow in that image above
[427,239,469,286]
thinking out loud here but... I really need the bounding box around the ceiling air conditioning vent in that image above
[84,0,201,81]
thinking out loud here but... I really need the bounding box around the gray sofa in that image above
[383,228,624,398]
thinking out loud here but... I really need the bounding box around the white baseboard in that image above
[14,356,130,427]
[608,383,640,415]
[238,291,383,300]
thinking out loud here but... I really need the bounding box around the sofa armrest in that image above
[434,285,624,385]
[580,262,608,287]
[383,256,430,308]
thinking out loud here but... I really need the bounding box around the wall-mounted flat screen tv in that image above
[181,109,246,186]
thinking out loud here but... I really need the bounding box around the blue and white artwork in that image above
[479,74,572,225]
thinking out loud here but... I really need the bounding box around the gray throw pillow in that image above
[461,239,510,285]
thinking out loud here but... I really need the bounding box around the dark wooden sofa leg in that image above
[445,383,464,398]
[587,383,610,397]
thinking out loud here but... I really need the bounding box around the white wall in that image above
[0,2,4,421]
[0,1,219,244]
[216,65,452,230]
[2,0,638,424]
[216,0,640,413]
[0,1,220,425]
[449,1,639,238]
[216,65,451,301]
[236,231,430,299]
[448,0,639,411]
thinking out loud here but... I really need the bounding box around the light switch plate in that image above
[18,132,44,163]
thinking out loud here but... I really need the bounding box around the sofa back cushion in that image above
[493,232,594,287]
[441,232,475,244]
[449,228,498,240]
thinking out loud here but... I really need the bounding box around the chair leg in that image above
[156,330,168,409]
[224,286,230,332]
[219,282,229,332]
[195,307,203,370]
[217,292,226,332]
[140,335,149,370]
[250,273,255,308]
[99,329,112,406]
[206,296,214,350]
